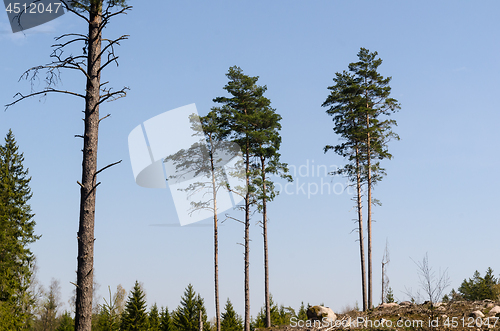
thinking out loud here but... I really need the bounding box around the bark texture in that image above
[262,158,271,328]
[75,3,102,330]
[356,144,367,312]
[244,139,250,331]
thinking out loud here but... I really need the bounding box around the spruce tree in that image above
[96,286,121,331]
[56,312,74,331]
[220,299,243,331]
[121,281,148,331]
[149,304,161,331]
[296,302,307,321]
[252,295,284,328]
[0,129,40,328]
[173,284,209,331]
[160,307,174,331]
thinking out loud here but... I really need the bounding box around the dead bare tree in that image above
[5,1,131,330]
[413,253,450,305]
[404,253,450,305]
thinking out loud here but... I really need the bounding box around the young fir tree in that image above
[0,129,40,328]
[56,311,75,331]
[296,302,307,321]
[149,304,161,331]
[96,285,122,331]
[220,299,243,331]
[121,281,149,331]
[173,284,210,331]
[159,307,174,331]
[252,295,287,328]
[213,66,272,331]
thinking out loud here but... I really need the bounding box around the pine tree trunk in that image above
[211,142,221,331]
[262,157,271,328]
[366,112,372,310]
[75,3,102,331]
[244,139,250,331]
[356,144,367,312]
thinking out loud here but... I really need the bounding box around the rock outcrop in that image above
[306,305,337,322]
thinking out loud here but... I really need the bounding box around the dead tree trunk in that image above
[74,3,102,329]
[6,3,130,330]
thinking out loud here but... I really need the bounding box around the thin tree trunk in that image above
[244,139,250,331]
[366,112,372,310]
[210,139,221,331]
[356,144,367,312]
[75,3,102,331]
[262,157,271,328]
[381,262,384,304]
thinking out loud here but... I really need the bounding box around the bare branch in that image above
[99,114,111,123]
[224,215,245,225]
[94,160,122,179]
[60,0,90,23]
[5,89,85,109]
[97,88,129,105]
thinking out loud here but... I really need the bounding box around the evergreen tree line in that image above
[444,268,500,303]
[22,280,309,331]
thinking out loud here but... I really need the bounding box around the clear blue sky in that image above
[1,0,499,318]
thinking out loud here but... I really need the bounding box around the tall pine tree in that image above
[251,106,291,327]
[164,112,233,331]
[323,48,399,310]
[0,129,40,328]
[213,66,272,331]
[348,48,400,308]
[323,71,368,311]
